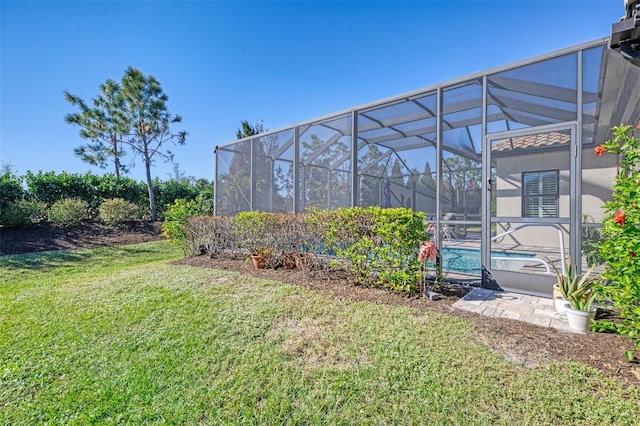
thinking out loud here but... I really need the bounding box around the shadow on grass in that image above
[0,244,165,272]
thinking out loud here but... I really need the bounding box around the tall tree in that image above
[420,162,436,187]
[64,79,128,177]
[236,120,265,139]
[389,159,406,186]
[64,67,187,220]
[301,134,350,209]
[119,67,187,220]
[358,144,386,207]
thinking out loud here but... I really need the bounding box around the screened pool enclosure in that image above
[214,38,640,297]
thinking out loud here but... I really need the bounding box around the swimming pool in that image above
[441,247,536,274]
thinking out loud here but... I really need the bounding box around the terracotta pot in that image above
[251,253,266,269]
[295,254,311,269]
[281,254,296,269]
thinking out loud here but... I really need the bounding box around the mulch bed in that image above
[0,221,164,255]
[1,222,638,388]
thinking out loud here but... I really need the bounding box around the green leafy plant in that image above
[0,199,48,227]
[24,170,147,216]
[594,124,640,361]
[48,198,90,227]
[16,169,214,223]
[162,199,199,249]
[233,211,282,268]
[93,173,147,207]
[20,199,48,224]
[184,208,427,289]
[0,170,25,206]
[549,259,599,311]
[316,207,426,291]
[581,215,605,267]
[98,198,141,226]
[153,178,199,220]
[25,170,95,207]
[234,211,268,255]
[0,202,29,227]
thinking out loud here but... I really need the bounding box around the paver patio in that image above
[453,288,575,332]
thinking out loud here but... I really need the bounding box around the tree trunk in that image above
[112,136,121,179]
[145,159,156,221]
[114,151,121,179]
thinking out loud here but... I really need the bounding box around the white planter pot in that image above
[565,306,595,332]
[552,284,567,318]
[554,297,568,318]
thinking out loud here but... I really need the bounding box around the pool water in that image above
[441,247,535,274]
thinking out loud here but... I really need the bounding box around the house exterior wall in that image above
[495,146,617,249]
[581,147,618,222]
[495,150,570,249]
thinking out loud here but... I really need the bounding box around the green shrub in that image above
[94,174,147,206]
[26,171,92,205]
[24,170,148,217]
[194,184,214,216]
[0,202,30,227]
[162,199,199,248]
[19,199,48,224]
[234,211,274,254]
[99,198,141,226]
[48,198,89,227]
[594,124,640,361]
[183,208,428,290]
[20,169,212,221]
[233,211,294,268]
[309,207,427,291]
[0,171,25,206]
[154,179,199,220]
[0,199,48,227]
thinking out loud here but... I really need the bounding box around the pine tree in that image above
[64,79,128,177]
[65,67,187,220]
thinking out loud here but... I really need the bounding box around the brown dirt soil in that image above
[1,222,638,388]
[0,221,164,255]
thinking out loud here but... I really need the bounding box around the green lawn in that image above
[1,241,638,425]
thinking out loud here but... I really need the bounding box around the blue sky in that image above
[0,0,623,183]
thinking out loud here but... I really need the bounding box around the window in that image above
[523,170,558,217]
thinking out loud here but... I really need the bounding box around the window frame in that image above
[521,169,559,218]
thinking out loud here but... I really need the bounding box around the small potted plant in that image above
[550,260,599,332]
[551,282,569,318]
[250,249,268,269]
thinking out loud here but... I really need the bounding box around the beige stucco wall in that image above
[494,146,617,250]
[581,146,618,222]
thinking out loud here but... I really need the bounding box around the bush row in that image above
[0,170,213,226]
[181,207,429,292]
[1,197,141,227]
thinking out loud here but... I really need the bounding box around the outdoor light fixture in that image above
[610,0,640,65]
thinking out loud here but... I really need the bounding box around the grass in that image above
[1,241,638,424]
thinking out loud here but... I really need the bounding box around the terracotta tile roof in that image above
[492,131,570,153]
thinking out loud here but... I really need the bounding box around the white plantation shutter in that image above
[523,171,558,217]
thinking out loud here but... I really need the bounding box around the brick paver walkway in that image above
[453,288,574,332]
